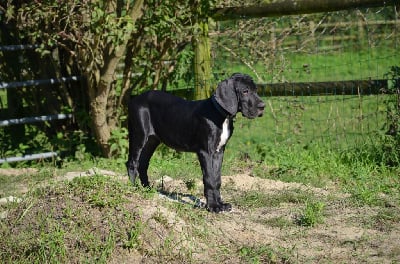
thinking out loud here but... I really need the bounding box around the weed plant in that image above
[295,201,325,227]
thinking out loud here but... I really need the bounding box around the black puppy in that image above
[126,73,265,212]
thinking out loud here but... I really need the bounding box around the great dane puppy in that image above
[126,73,265,212]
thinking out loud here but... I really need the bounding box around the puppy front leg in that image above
[197,150,232,213]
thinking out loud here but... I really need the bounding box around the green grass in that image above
[1,91,399,207]
[0,40,399,263]
[1,13,399,263]
[285,49,398,82]
[0,168,55,197]
[239,244,292,264]
[66,175,133,208]
[0,175,146,263]
[226,93,389,156]
[295,201,326,227]
[233,189,314,209]
[227,133,400,207]
[0,90,6,108]
[214,41,399,83]
[0,138,399,263]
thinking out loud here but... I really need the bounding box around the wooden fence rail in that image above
[211,0,399,20]
[257,79,388,96]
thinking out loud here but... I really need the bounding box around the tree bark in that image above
[89,0,145,157]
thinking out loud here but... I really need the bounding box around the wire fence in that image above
[209,6,399,151]
[1,5,399,161]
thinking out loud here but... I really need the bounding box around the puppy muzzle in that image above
[257,101,266,117]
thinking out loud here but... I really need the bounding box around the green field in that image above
[213,44,399,83]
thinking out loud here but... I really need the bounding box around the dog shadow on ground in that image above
[157,189,206,209]
[154,176,206,209]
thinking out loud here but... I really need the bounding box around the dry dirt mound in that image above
[1,168,399,263]
[0,168,38,176]
[150,173,400,263]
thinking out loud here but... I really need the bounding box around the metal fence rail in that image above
[0,114,73,127]
[0,152,58,164]
[0,44,79,163]
[0,44,40,51]
[0,76,80,89]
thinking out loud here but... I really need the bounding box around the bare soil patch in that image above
[144,173,400,263]
[1,168,399,263]
[0,168,38,176]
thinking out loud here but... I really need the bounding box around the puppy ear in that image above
[214,78,238,115]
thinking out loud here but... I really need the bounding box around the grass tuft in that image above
[295,201,325,227]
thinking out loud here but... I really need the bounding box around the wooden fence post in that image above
[193,20,212,100]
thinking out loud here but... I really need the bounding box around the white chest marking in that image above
[216,118,230,152]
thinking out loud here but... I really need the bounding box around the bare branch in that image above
[217,43,263,82]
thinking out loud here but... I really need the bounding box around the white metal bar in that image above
[0,76,81,89]
[0,44,40,51]
[0,152,58,164]
[0,114,72,127]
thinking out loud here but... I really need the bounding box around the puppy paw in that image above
[127,170,137,184]
[221,202,232,212]
[207,202,232,213]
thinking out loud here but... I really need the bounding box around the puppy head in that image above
[214,73,265,118]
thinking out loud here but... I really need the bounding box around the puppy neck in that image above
[211,95,233,119]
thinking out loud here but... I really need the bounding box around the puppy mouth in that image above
[243,109,264,119]
[257,102,265,117]
[257,106,265,117]
[242,103,265,118]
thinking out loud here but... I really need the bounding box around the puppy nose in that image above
[257,101,266,110]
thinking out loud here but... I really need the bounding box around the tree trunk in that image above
[88,0,145,157]
[88,70,112,157]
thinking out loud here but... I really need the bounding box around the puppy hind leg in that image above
[126,130,147,184]
[126,140,142,184]
[138,137,160,187]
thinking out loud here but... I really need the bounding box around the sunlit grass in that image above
[214,44,398,83]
